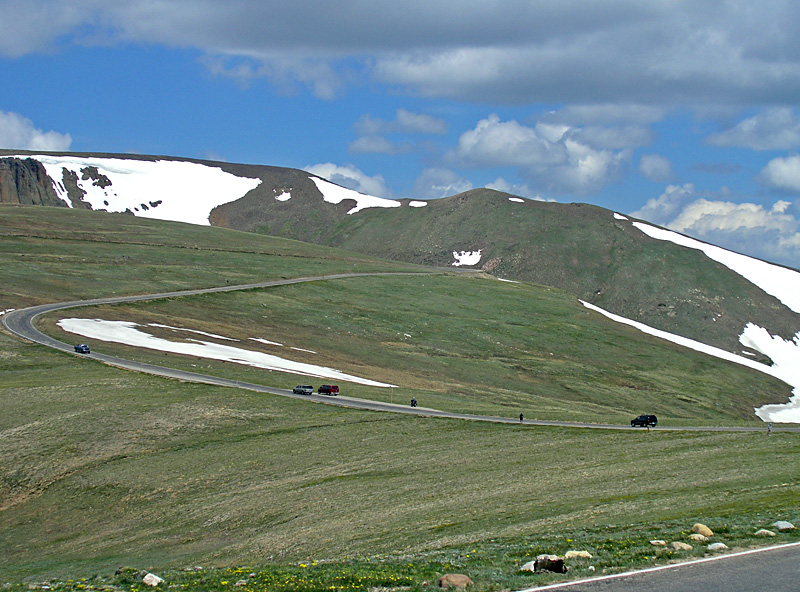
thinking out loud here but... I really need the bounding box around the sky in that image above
[4,1,800,269]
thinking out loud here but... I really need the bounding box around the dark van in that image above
[318,385,339,396]
[631,414,658,427]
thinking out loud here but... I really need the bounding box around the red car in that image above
[318,385,339,396]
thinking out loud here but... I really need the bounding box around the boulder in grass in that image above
[707,543,729,552]
[438,574,473,589]
[772,521,796,531]
[650,540,667,546]
[692,523,714,537]
[142,573,163,587]
[534,554,567,574]
[520,561,537,572]
[755,529,776,537]
[670,542,693,551]
[565,550,593,559]
[689,533,710,543]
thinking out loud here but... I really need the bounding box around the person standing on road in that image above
[519,413,524,423]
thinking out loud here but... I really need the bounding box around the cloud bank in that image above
[5,1,800,107]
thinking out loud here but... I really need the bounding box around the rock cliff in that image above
[0,157,64,207]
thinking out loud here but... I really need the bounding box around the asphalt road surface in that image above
[3,273,799,432]
[518,542,800,592]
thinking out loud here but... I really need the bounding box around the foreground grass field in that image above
[2,205,798,589]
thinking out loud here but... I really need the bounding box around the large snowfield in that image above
[13,155,262,225]
[58,318,396,388]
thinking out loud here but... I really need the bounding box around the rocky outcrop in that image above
[0,157,63,207]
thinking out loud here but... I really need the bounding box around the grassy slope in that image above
[241,187,800,354]
[1,205,798,586]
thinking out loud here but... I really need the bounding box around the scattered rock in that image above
[670,542,693,551]
[755,529,776,537]
[520,561,537,572]
[772,521,796,531]
[534,554,567,574]
[142,573,163,587]
[692,523,714,537]
[689,533,710,543]
[565,550,593,559]
[437,574,473,589]
[234,580,248,587]
[588,566,596,572]
[650,540,667,546]
[707,543,729,552]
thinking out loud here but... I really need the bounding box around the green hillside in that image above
[220,186,800,356]
[1,205,798,588]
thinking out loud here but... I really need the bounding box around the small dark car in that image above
[292,385,314,395]
[631,414,658,427]
[318,385,339,396]
[74,344,90,354]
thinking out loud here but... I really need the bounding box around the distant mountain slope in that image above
[2,150,799,364]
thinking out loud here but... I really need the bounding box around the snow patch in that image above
[57,318,395,388]
[147,323,236,341]
[633,221,800,313]
[614,213,628,220]
[582,301,800,423]
[408,200,427,208]
[309,176,401,215]
[10,155,261,226]
[250,337,283,347]
[509,197,524,203]
[275,191,292,202]
[451,250,482,267]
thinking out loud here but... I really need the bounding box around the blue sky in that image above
[3,1,800,268]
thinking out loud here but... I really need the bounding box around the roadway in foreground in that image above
[3,273,799,432]
[519,542,800,592]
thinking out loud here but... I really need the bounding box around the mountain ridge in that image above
[2,150,799,365]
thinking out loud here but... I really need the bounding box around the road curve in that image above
[3,273,799,432]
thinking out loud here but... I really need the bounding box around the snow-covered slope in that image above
[592,218,800,423]
[12,155,262,225]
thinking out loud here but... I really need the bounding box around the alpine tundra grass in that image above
[1,205,798,589]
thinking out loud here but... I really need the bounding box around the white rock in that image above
[707,543,729,552]
[772,521,796,531]
[670,541,693,551]
[520,560,537,572]
[755,529,776,537]
[565,550,593,559]
[650,539,667,546]
[142,573,164,587]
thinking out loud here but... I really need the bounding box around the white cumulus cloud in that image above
[708,108,800,151]
[759,154,800,192]
[0,111,72,151]
[304,162,393,198]
[633,184,800,268]
[447,113,633,195]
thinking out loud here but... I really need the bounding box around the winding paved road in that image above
[3,273,799,432]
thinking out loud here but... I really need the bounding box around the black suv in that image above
[631,414,657,427]
[74,344,90,354]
